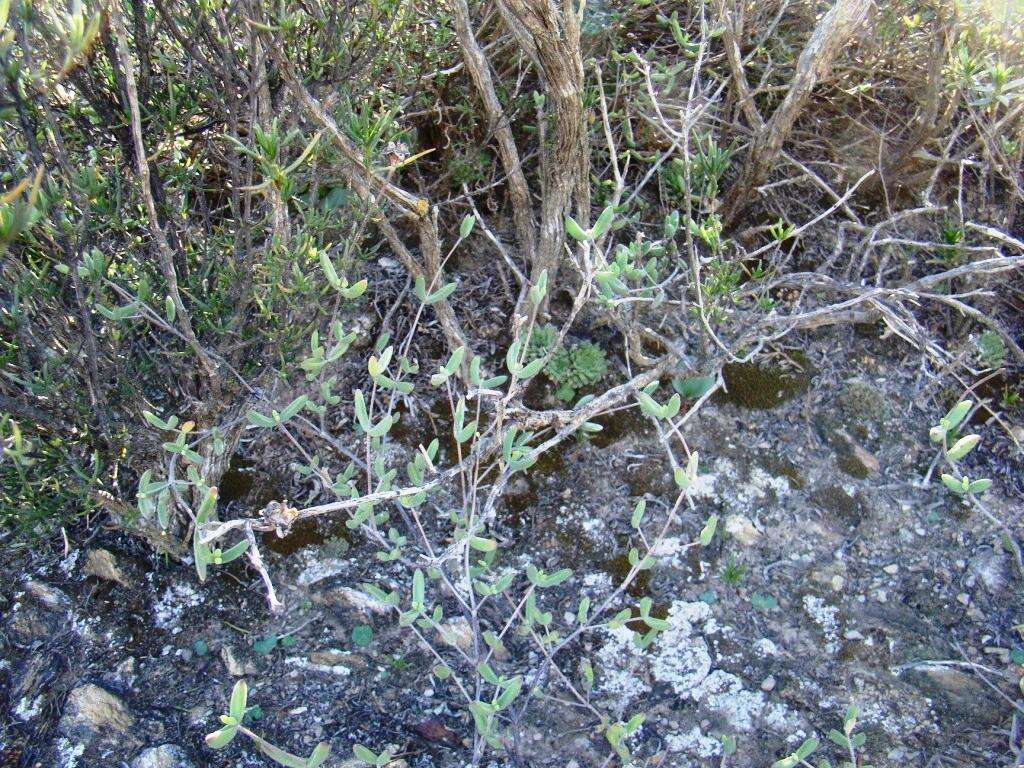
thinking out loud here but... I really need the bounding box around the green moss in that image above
[810,485,865,525]
[760,456,807,490]
[837,453,871,479]
[836,380,889,444]
[719,356,811,410]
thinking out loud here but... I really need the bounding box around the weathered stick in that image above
[724,0,871,225]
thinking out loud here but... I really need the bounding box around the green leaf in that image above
[505,340,522,374]
[495,676,522,709]
[941,473,966,494]
[631,499,646,529]
[543,568,572,587]
[518,357,544,380]
[205,725,238,749]
[625,713,645,732]
[672,374,715,399]
[591,205,615,239]
[365,415,394,438]
[827,729,850,749]
[460,214,476,238]
[946,433,980,460]
[443,346,466,376]
[470,536,497,552]
[353,389,369,429]
[968,478,992,494]
[413,276,428,302]
[361,584,398,606]
[279,395,309,422]
[750,592,777,611]
[662,393,681,419]
[247,410,276,428]
[353,744,386,765]
[795,737,819,759]
[96,302,138,321]
[529,269,548,305]
[253,635,278,655]
[218,539,250,564]
[254,735,325,768]
[351,624,374,648]
[942,400,972,431]
[565,215,589,242]
[477,661,500,684]
[340,278,368,299]
[320,250,342,288]
[637,391,664,419]
[699,514,718,546]
[426,281,457,305]
[142,410,171,430]
[229,680,248,721]
[412,568,425,608]
[306,743,331,768]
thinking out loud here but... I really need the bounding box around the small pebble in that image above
[883,564,899,575]
[760,675,776,692]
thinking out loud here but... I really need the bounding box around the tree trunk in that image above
[497,0,588,296]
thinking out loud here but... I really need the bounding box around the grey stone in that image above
[84,548,128,585]
[904,665,1003,725]
[132,745,195,768]
[59,683,134,737]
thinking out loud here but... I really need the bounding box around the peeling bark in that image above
[496,0,589,294]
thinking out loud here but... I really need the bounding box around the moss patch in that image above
[718,356,812,410]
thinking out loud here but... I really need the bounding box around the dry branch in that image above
[724,0,871,224]
[449,0,536,266]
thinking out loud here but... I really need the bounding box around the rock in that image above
[131,744,195,768]
[651,602,714,695]
[11,653,60,723]
[24,579,71,611]
[296,557,349,587]
[903,665,1003,725]
[760,675,776,692]
[59,684,134,737]
[221,645,254,676]
[314,585,390,615]
[724,515,761,546]
[835,380,890,444]
[410,719,461,746]
[832,429,880,477]
[84,548,128,586]
[115,657,137,686]
[186,705,212,728]
[100,657,137,692]
[437,618,474,654]
[967,549,1009,594]
[308,650,365,669]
